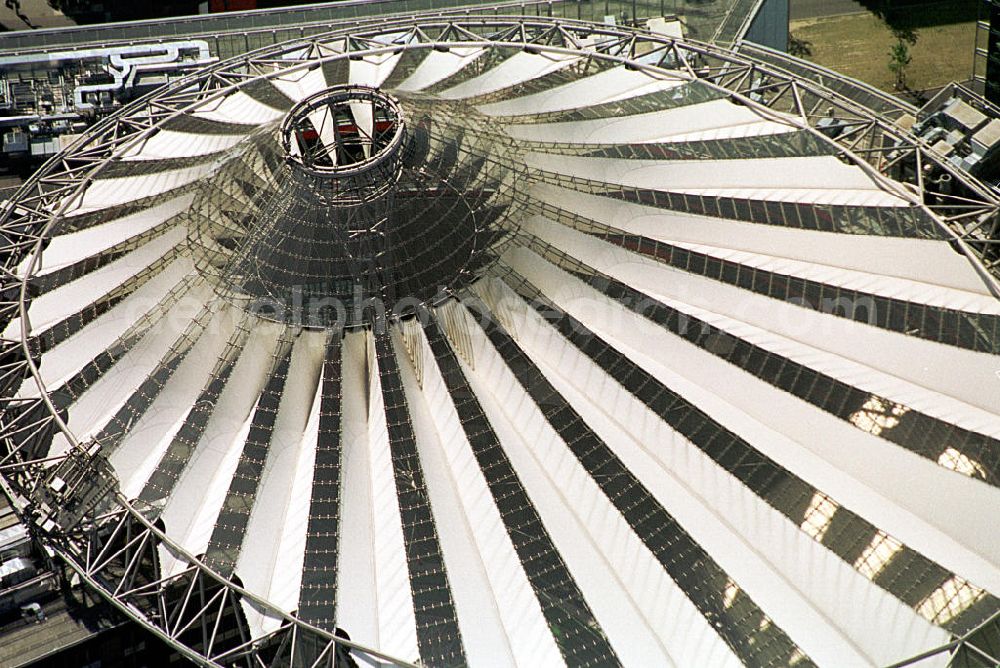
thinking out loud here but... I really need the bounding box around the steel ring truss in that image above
[1,15,999,668]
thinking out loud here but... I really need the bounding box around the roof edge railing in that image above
[0,0,563,54]
[735,41,918,121]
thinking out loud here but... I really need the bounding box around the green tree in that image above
[888,39,912,89]
[887,25,917,90]
[787,33,812,59]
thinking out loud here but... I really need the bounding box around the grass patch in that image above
[789,11,976,94]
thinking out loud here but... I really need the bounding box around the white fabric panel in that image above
[388,324,563,667]
[395,47,485,92]
[306,106,340,163]
[505,98,796,144]
[349,99,374,159]
[507,282,951,666]
[347,41,410,149]
[26,193,195,276]
[315,39,346,59]
[335,331,382,650]
[456,308,715,668]
[159,410,254,579]
[336,331,419,663]
[46,282,218,459]
[662,237,1000,315]
[523,217,1000,436]
[612,153,891,190]
[120,129,246,160]
[269,354,324,605]
[7,226,187,340]
[280,45,311,61]
[477,65,684,117]
[157,320,284,576]
[271,65,327,103]
[559,232,1000,414]
[532,182,994,296]
[69,162,218,213]
[189,90,285,125]
[237,330,326,638]
[371,30,412,45]
[503,246,1000,598]
[349,51,403,88]
[106,300,237,495]
[692,300,1000,440]
[15,258,192,403]
[526,153,909,207]
[438,51,581,100]
[346,51,393,155]
[390,329,522,667]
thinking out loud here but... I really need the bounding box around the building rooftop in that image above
[1,10,999,668]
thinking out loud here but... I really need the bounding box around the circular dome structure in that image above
[1,16,999,668]
[281,85,406,176]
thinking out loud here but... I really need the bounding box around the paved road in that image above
[790,0,868,21]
